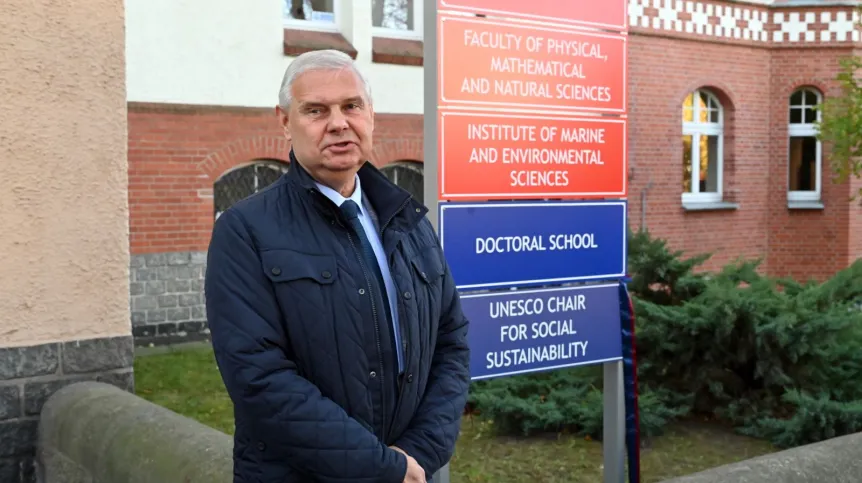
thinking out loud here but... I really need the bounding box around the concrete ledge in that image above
[681,201,739,212]
[661,431,862,483]
[37,381,232,483]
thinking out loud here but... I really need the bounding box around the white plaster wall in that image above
[125,0,425,114]
[1,0,130,347]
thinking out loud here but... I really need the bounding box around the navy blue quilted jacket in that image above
[204,151,471,483]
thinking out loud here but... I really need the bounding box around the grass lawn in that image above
[134,344,776,483]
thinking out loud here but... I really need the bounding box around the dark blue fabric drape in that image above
[618,281,641,483]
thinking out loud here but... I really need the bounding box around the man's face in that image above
[277,67,374,186]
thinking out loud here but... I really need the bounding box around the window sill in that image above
[682,201,739,211]
[372,37,423,66]
[788,200,824,210]
[372,27,423,41]
[283,27,357,59]
[282,19,339,33]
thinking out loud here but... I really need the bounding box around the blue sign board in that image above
[462,283,624,380]
[438,200,627,291]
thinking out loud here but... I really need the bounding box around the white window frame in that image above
[682,89,724,205]
[372,0,424,40]
[283,0,341,33]
[787,88,823,203]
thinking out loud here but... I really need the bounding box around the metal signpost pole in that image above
[423,2,447,482]
[604,360,627,483]
[424,0,439,233]
[424,2,631,482]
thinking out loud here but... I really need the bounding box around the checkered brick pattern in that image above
[628,0,861,44]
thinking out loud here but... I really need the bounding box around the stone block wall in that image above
[130,252,209,346]
[0,335,134,483]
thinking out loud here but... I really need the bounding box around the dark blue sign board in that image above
[438,200,627,291]
[461,283,624,380]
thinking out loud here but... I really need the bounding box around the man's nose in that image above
[327,109,349,131]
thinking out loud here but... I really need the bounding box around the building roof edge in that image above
[726,0,861,7]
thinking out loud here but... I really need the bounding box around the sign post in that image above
[424,0,632,481]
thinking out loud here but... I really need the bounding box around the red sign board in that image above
[438,111,627,200]
[438,0,628,31]
[438,15,627,114]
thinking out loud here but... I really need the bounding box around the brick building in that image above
[126,0,862,345]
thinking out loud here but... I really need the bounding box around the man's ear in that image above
[275,105,292,142]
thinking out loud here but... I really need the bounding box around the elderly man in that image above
[204,49,471,483]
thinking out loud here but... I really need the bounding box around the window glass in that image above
[372,0,415,30]
[682,134,692,192]
[284,0,335,23]
[214,161,289,220]
[788,88,819,125]
[787,89,821,199]
[381,162,424,204]
[698,135,720,193]
[681,88,723,201]
[788,137,817,192]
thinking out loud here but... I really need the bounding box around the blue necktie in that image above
[339,200,402,372]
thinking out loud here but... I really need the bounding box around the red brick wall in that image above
[128,103,423,255]
[767,48,855,281]
[624,32,859,281]
[850,177,862,267]
[845,50,862,270]
[626,33,772,273]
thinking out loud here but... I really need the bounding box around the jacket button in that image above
[257,441,266,451]
[403,291,412,299]
[322,270,331,279]
[271,267,281,276]
[370,371,377,378]
[406,373,414,383]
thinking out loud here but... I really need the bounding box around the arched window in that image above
[682,88,724,204]
[787,88,822,203]
[214,159,288,220]
[380,161,424,204]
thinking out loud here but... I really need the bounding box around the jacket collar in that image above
[286,148,428,232]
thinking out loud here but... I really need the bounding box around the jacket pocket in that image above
[410,246,446,308]
[260,248,338,286]
[410,247,445,286]
[259,248,339,312]
[258,248,340,377]
[407,246,446,360]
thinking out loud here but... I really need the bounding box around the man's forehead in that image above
[293,68,367,104]
[297,92,366,106]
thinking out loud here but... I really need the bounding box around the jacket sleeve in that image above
[392,241,471,477]
[205,208,408,483]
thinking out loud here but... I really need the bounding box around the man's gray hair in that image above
[278,49,373,110]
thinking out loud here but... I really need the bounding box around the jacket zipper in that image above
[327,192,414,444]
[380,197,412,374]
[343,227,387,441]
[380,197,412,442]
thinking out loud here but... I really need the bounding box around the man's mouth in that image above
[326,141,354,153]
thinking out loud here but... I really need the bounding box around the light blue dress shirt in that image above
[315,174,404,374]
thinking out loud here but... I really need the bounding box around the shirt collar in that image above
[314,174,364,213]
